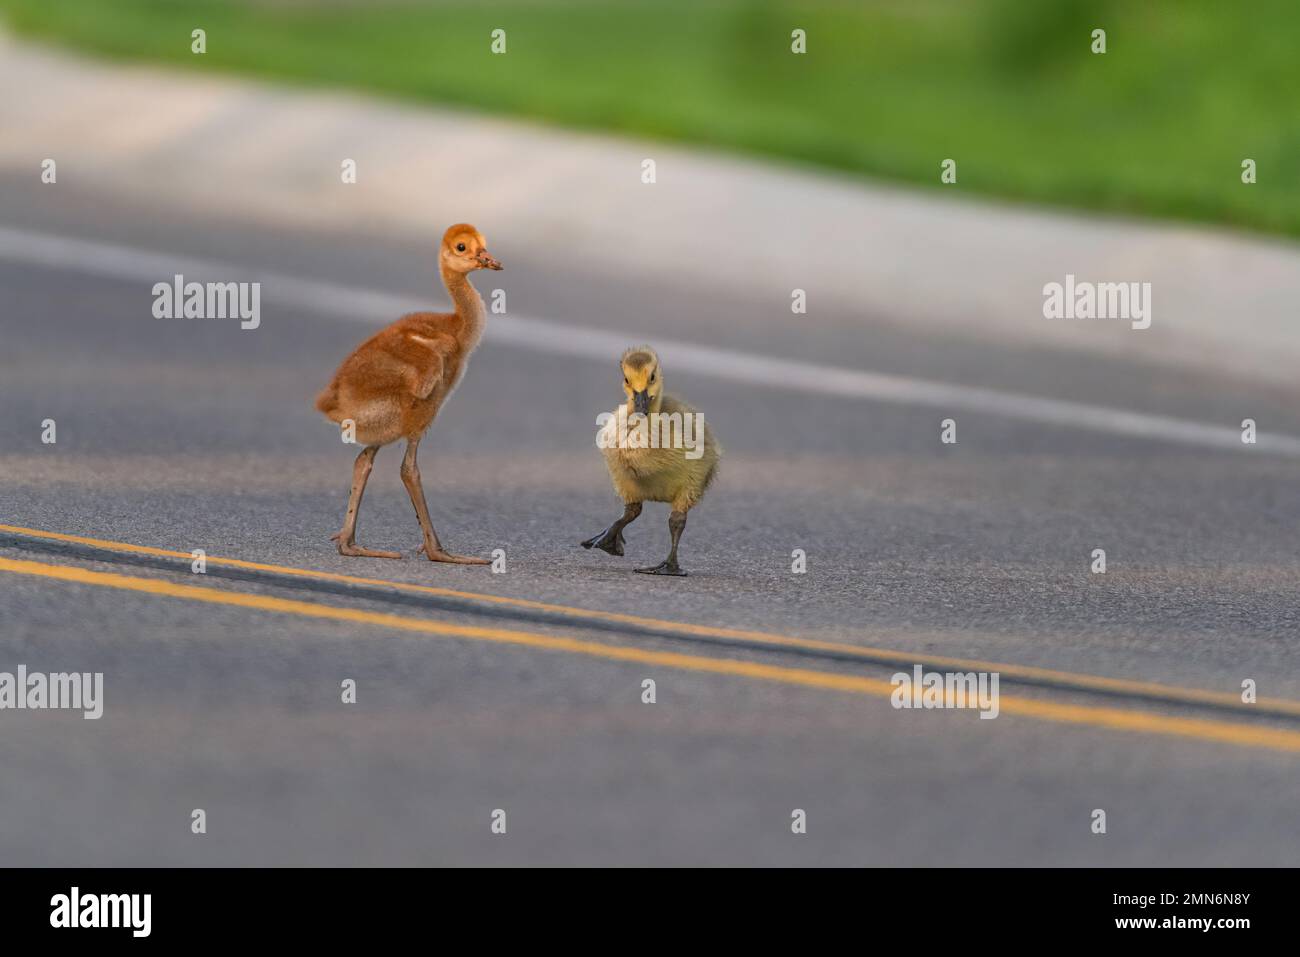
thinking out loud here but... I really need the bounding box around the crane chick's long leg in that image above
[333,444,402,559]
[580,502,642,556]
[401,436,489,565]
[635,509,688,576]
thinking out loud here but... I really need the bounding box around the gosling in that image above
[581,346,720,576]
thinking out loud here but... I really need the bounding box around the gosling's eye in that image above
[456,243,466,252]
[650,373,656,383]
[623,377,629,385]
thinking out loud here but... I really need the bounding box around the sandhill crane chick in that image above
[315,224,502,564]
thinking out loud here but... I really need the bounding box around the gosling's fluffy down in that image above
[598,393,720,511]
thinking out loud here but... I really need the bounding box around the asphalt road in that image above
[2,175,1300,866]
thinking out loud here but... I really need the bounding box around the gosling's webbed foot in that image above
[580,528,625,556]
[417,542,490,565]
[634,560,686,577]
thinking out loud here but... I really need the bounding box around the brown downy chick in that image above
[314,223,502,564]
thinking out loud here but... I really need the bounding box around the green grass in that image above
[5,0,1299,237]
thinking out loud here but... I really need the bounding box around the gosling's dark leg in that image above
[636,509,688,576]
[581,502,642,556]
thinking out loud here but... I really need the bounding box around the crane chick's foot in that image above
[580,527,625,556]
[416,542,490,565]
[634,560,687,577]
[333,534,403,560]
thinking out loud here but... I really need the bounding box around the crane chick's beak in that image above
[632,390,651,415]
[476,252,503,271]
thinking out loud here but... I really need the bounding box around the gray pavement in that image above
[3,181,1300,866]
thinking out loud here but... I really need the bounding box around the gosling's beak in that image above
[477,251,503,271]
[632,390,650,415]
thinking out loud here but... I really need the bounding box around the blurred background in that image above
[3,0,1298,234]
[2,1,1300,867]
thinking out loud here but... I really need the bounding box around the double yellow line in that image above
[3,523,1300,754]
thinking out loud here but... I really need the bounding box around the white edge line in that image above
[1,223,1296,457]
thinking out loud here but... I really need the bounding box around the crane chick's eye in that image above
[456,243,466,252]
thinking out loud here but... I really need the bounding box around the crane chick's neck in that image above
[441,266,487,344]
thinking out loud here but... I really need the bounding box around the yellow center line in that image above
[2,553,1300,754]
[1,522,1294,717]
